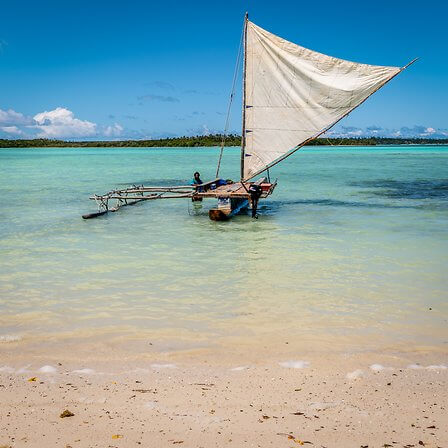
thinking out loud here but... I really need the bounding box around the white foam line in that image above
[38,365,58,374]
[346,369,363,380]
[127,368,150,374]
[369,364,393,372]
[72,368,96,375]
[426,365,447,370]
[230,366,249,371]
[407,364,423,369]
[16,365,31,374]
[151,363,177,369]
[0,335,22,343]
[279,360,310,369]
[407,364,447,370]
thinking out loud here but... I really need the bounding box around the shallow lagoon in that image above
[0,146,447,356]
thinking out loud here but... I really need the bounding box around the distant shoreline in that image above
[1,134,448,148]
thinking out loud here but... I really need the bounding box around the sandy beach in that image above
[1,346,447,448]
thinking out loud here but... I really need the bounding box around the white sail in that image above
[243,20,402,180]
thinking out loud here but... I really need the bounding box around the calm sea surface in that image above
[1,146,447,355]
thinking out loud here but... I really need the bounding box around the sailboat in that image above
[83,13,415,221]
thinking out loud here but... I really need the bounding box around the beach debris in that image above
[277,433,312,445]
[27,377,37,382]
[133,389,155,393]
[60,410,75,418]
[418,442,425,446]
[112,435,123,439]
[292,412,305,416]
[172,442,184,445]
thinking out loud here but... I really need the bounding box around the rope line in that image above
[215,18,245,178]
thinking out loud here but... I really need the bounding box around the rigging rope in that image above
[215,18,245,178]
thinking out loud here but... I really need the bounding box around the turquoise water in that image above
[0,146,447,355]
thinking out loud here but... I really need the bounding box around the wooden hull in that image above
[209,209,230,221]
[209,198,249,221]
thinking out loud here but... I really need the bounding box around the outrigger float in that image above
[83,13,415,222]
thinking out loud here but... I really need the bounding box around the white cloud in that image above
[0,108,33,126]
[33,107,96,138]
[0,126,23,135]
[0,107,132,139]
[326,124,448,139]
[103,123,124,137]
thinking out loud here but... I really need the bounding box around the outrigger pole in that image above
[82,185,197,219]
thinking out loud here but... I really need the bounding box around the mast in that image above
[240,12,249,181]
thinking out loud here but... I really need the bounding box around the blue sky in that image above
[0,0,447,139]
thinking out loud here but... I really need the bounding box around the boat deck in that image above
[195,179,276,199]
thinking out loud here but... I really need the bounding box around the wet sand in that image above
[1,349,447,448]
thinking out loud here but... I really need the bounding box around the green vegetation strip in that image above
[1,134,447,148]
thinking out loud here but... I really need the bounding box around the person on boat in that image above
[248,183,262,219]
[192,172,205,192]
